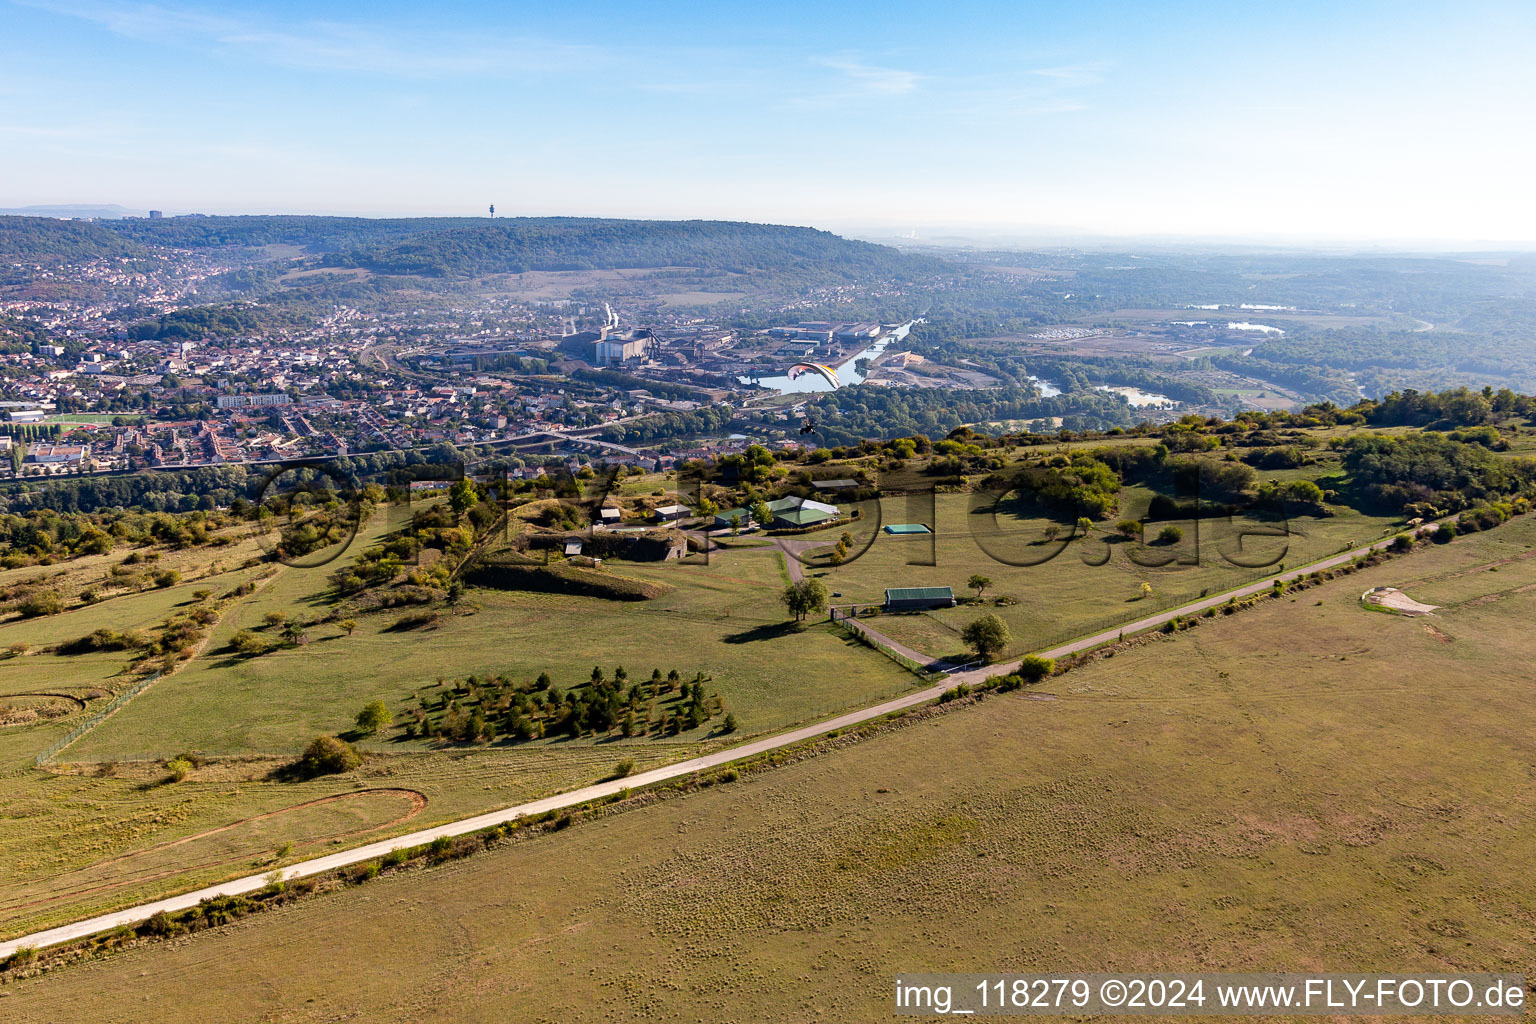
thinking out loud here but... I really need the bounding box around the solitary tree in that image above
[751,500,774,531]
[967,574,993,601]
[961,614,1011,662]
[781,578,829,622]
[339,618,358,636]
[1042,524,1062,542]
[355,700,393,734]
[448,478,479,518]
[1075,517,1094,537]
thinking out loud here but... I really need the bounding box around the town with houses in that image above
[0,250,937,480]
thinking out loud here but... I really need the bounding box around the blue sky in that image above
[3,0,1535,244]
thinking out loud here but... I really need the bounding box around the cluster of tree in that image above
[0,510,114,565]
[1363,386,1522,428]
[1340,432,1536,515]
[124,304,306,342]
[405,665,730,744]
[772,384,1146,447]
[333,484,487,595]
[1010,452,1124,520]
[604,403,733,446]
[1210,353,1361,406]
[0,443,472,515]
[1243,324,1536,395]
[573,368,710,403]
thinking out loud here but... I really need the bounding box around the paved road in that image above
[0,522,1433,958]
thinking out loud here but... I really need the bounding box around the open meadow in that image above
[0,506,916,939]
[0,420,1518,959]
[6,509,1534,1022]
[805,486,1403,661]
[68,530,914,759]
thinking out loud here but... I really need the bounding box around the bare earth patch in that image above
[1362,586,1439,615]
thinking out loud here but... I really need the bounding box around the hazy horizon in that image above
[5,0,1534,245]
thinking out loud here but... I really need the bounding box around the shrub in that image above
[1017,654,1055,683]
[2,946,38,972]
[296,735,362,778]
[230,630,273,656]
[613,758,636,778]
[348,860,381,883]
[382,847,409,868]
[17,590,61,618]
[1157,525,1184,545]
[389,610,440,631]
[166,756,194,782]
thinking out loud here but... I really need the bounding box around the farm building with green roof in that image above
[884,586,956,611]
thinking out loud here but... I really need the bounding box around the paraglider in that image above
[787,362,840,390]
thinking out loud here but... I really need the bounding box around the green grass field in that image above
[8,514,1535,1021]
[0,517,919,938]
[0,436,1507,968]
[805,490,1402,659]
[69,537,915,760]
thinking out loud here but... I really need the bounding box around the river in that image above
[740,318,924,394]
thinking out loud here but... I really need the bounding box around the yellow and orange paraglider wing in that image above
[787,362,840,389]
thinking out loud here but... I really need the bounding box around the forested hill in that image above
[321,219,948,278]
[0,214,945,280]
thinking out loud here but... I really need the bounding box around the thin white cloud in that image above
[819,58,923,96]
[15,0,603,77]
[1028,61,1108,83]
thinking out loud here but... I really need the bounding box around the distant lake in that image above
[1028,375,1061,397]
[1096,384,1179,408]
[1226,321,1285,334]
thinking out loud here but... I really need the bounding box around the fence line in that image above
[832,617,945,681]
[34,670,162,767]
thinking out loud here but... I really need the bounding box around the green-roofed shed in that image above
[713,507,754,529]
[884,586,956,611]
